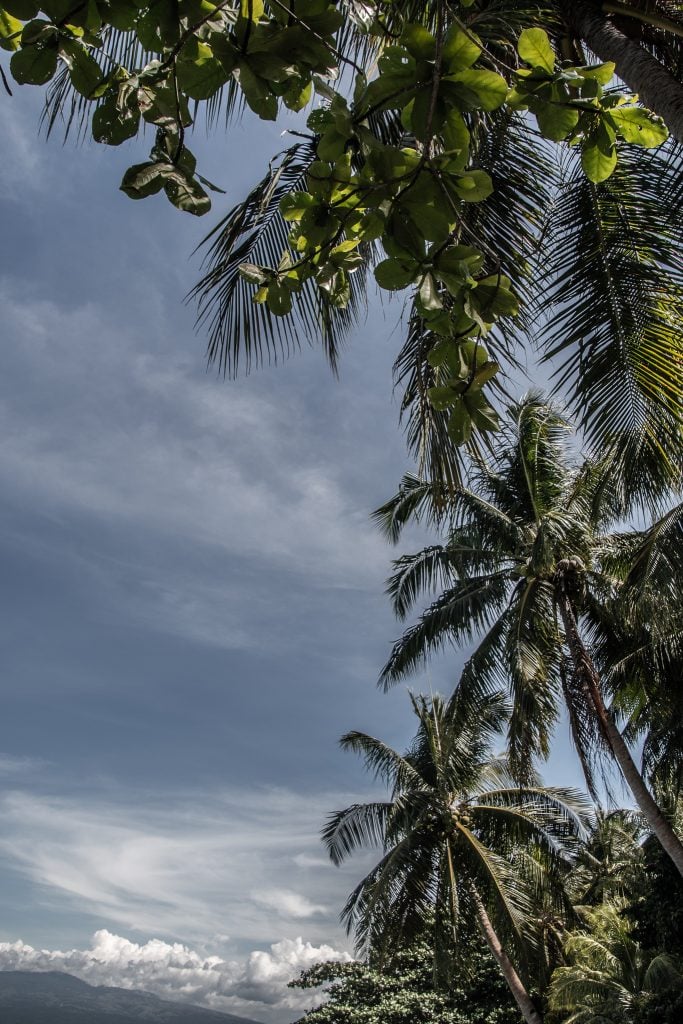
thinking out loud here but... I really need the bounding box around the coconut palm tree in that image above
[548,900,681,1024]
[323,688,589,1024]
[568,809,643,906]
[374,396,683,875]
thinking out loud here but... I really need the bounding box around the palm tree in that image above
[548,900,681,1024]
[23,3,683,491]
[186,2,683,496]
[568,809,643,906]
[323,688,589,1024]
[374,396,683,875]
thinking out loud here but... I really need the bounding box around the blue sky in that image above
[0,86,586,1021]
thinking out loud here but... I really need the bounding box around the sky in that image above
[0,82,586,1022]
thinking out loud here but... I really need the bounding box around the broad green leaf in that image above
[464,391,500,432]
[581,138,617,182]
[2,0,38,17]
[608,106,668,147]
[535,102,580,142]
[447,399,472,445]
[63,42,105,97]
[441,109,470,168]
[280,191,315,221]
[92,97,140,144]
[177,55,230,100]
[21,18,56,45]
[578,61,615,85]
[240,0,264,20]
[374,258,417,291]
[442,24,480,71]
[401,23,434,61]
[471,360,500,389]
[428,385,460,411]
[238,60,277,120]
[283,78,312,112]
[467,276,519,324]
[457,339,489,377]
[120,161,167,199]
[164,170,211,215]
[452,169,493,203]
[518,28,555,74]
[448,69,507,111]
[0,9,22,50]
[265,281,292,315]
[418,273,442,312]
[10,43,57,84]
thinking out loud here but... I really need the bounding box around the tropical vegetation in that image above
[2,2,682,482]
[373,396,683,874]
[322,688,588,1024]
[289,936,521,1024]
[3,3,682,1023]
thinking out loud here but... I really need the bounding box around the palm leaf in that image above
[379,570,512,688]
[538,144,683,501]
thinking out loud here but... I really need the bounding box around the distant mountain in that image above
[0,970,264,1024]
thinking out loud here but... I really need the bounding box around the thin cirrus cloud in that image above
[0,785,375,948]
[0,286,389,584]
[0,929,351,1022]
[0,282,402,659]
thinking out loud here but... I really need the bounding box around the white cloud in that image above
[0,930,351,1022]
[251,890,327,921]
[0,787,375,948]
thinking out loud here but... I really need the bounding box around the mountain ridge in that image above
[0,969,267,1024]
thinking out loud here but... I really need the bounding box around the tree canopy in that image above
[2,1,682,487]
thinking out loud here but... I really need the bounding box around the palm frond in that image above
[189,140,366,376]
[372,474,449,543]
[322,801,394,866]
[538,144,683,502]
[338,730,425,792]
[379,571,512,688]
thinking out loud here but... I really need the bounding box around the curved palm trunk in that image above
[471,887,543,1024]
[556,583,683,877]
[569,3,683,143]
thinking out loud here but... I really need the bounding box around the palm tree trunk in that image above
[471,888,543,1024]
[569,2,683,144]
[555,582,683,878]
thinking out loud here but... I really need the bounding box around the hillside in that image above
[0,970,265,1024]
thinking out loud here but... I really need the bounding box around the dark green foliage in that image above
[631,984,683,1024]
[290,940,522,1024]
[625,825,683,958]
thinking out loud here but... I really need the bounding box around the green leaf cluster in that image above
[510,28,668,182]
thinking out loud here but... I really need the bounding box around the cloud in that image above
[0,755,45,776]
[0,930,351,1022]
[251,891,327,921]
[0,787,376,948]
[0,285,395,652]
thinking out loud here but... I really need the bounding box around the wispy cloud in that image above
[0,930,351,1022]
[0,285,394,653]
[0,755,46,776]
[0,786,375,947]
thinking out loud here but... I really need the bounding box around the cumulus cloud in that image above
[0,930,351,1023]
